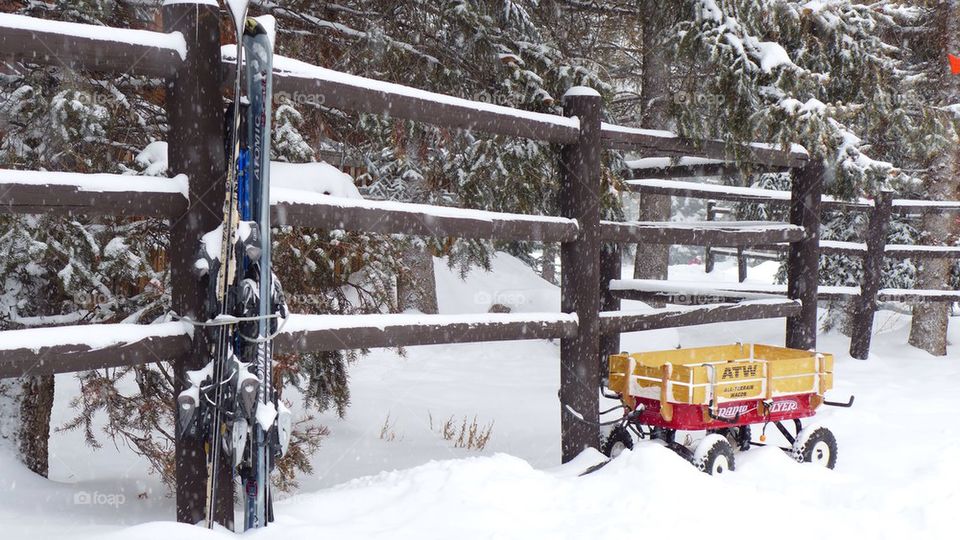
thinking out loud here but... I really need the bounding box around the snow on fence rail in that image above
[271,190,579,242]
[609,279,860,304]
[601,124,809,169]
[610,279,960,306]
[222,49,583,144]
[0,12,184,78]
[600,220,805,246]
[628,178,960,215]
[0,169,189,217]
[624,156,791,178]
[0,321,193,378]
[744,241,960,260]
[625,178,873,210]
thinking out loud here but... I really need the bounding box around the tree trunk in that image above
[908,1,960,356]
[17,375,55,477]
[632,2,672,282]
[633,194,671,280]
[0,379,23,453]
[908,275,950,355]
[0,375,54,477]
[541,243,558,285]
[909,239,953,356]
[397,241,438,314]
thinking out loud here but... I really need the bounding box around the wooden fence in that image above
[2,4,823,524]
[622,175,960,360]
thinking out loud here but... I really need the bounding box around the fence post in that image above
[559,87,602,463]
[849,191,893,359]
[600,243,622,378]
[786,161,824,350]
[163,2,231,526]
[705,201,715,273]
[737,247,747,283]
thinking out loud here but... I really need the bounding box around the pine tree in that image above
[904,1,960,355]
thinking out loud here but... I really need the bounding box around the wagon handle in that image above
[823,395,855,408]
[601,389,622,400]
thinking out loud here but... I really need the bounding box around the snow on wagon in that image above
[602,343,853,475]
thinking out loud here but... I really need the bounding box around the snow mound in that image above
[271,161,362,199]
[135,142,168,176]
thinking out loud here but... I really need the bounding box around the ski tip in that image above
[242,15,276,50]
[244,17,267,37]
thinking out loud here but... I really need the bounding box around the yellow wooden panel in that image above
[634,364,662,381]
[608,373,628,396]
[629,344,749,367]
[715,380,764,401]
[634,378,661,390]
[608,354,629,376]
[753,344,809,360]
[772,375,816,394]
[670,384,706,403]
[673,365,697,384]
[768,357,816,377]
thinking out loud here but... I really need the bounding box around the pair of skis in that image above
[178,1,290,532]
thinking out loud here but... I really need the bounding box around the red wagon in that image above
[600,343,853,474]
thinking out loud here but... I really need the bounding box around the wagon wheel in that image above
[693,434,735,475]
[601,426,634,458]
[792,426,838,469]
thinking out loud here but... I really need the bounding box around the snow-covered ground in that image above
[3,256,958,539]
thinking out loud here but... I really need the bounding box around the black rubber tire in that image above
[601,426,634,458]
[697,438,736,475]
[794,426,838,469]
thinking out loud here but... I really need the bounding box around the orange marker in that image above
[949,53,960,75]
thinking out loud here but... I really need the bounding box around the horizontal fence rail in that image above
[271,190,580,242]
[0,12,184,78]
[599,299,802,334]
[627,178,960,215]
[710,247,781,261]
[625,178,872,210]
[624,156,791,179]
[0,315,578,377]
[747,241,960,260]
[602,124,809,168]
[601,220,805,246]
[891,199,960,213]
[0,169,189,218]
[260,313,578,353]
[609,279,960,305]
[883,244,960,259]
[224,50,582,144]
[610,279,859,303]
[0,322,192,378]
